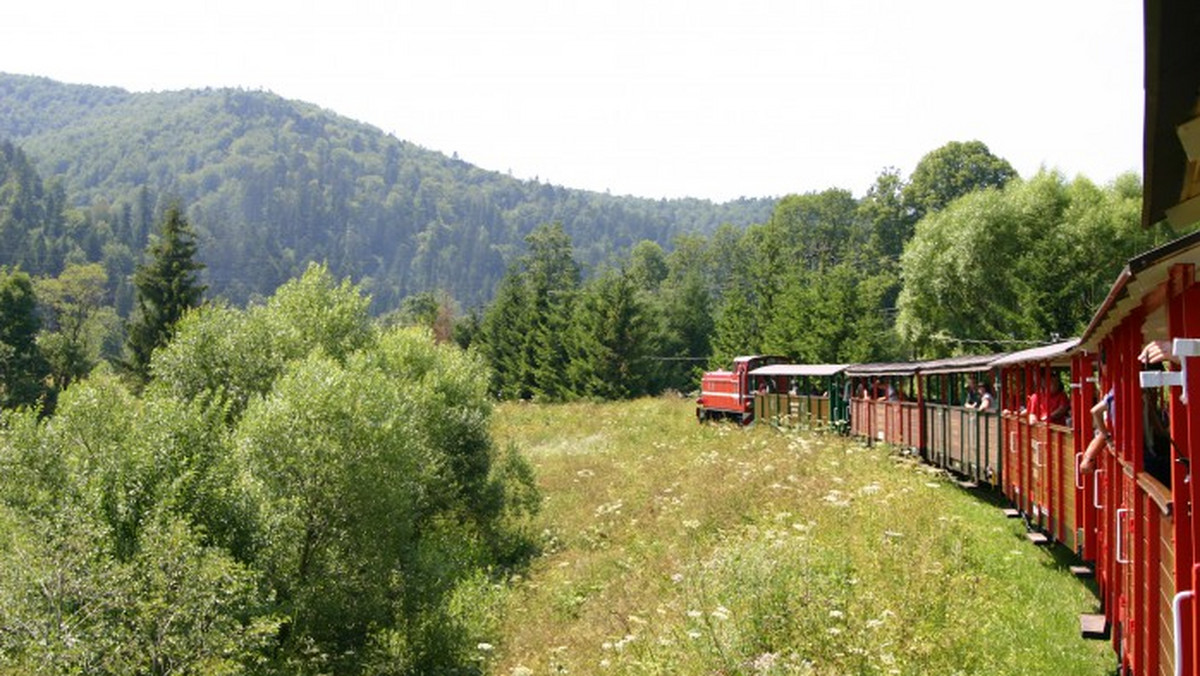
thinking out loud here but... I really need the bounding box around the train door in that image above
[1072,354,1096,559]
[1001,367,1025,510]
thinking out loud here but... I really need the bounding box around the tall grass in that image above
[486,396,1112,675]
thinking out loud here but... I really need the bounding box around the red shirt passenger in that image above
[1038,379,1070,424]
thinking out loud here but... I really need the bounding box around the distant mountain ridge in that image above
[0,73,775,310]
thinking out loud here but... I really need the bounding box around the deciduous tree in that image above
[902,140,1017,222]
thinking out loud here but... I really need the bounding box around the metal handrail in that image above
[1093,469,1104,509]
[1116,508,1129,564]
[1074,452,1084,489]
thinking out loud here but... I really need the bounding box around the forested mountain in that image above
[0,73,775,311]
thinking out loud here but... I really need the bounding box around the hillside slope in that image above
[0,73,774,309]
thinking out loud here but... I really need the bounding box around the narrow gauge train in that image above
[698,228,1200,675]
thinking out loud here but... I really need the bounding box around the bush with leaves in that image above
[0,264,540,675]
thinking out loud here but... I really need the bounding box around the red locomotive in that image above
[695,355,786,423]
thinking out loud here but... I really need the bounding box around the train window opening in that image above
[1140,360,1175,489]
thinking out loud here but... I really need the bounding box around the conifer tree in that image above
[568,269,655,399]
[480,270,533,398]
[126,203,206,381]
[0,269,50,409]
[659,272,713,390]
[524,224,579,400]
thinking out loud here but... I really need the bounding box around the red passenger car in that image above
[1074,230,1200,676]
[846,363,922,454]
[991,340,1080,549]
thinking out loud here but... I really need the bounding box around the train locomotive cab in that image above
[696,355,787,424]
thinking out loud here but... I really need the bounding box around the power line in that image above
[927,333,1057,347]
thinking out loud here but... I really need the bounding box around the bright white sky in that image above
[2,0,1142,202]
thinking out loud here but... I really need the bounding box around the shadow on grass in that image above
[944,478,1105,606]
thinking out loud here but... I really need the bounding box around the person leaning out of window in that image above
[1080,341,1177,473]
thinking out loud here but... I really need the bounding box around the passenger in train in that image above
[974,381,996,412]
[1032,377,1070,425]
[1074,340,1177,478]
[1139,339,1178,365]
[1021,375,1039,421]
[1080,352,1112,475]
[963,375,980,408]
[1139,339,1178,486]
[1079,388,1113,474]
[1041,379,1070,425]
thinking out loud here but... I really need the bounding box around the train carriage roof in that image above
[988,338,1080,367]
[918,353,1007,375]
[748,364,847,377]
[1079,228,1200,351]
[844,362,920,377]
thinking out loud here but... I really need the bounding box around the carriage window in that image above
[1141,363,1173,489]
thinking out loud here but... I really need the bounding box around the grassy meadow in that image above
[484,396,1113,676]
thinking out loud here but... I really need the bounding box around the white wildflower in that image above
[752,652,779,672]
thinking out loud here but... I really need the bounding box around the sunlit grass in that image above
[487,396,1112,675]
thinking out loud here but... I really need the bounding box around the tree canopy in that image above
[896,171,1166,357]
[902,140,1018,222]
[0,264,540,674]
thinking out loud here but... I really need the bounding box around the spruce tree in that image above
[126,203,206,381]
[0,269,50,409]
[568,269,655,399]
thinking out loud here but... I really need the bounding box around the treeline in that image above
[467,141,1181,401]
[0,263,540,674]
[0,73,774,311]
